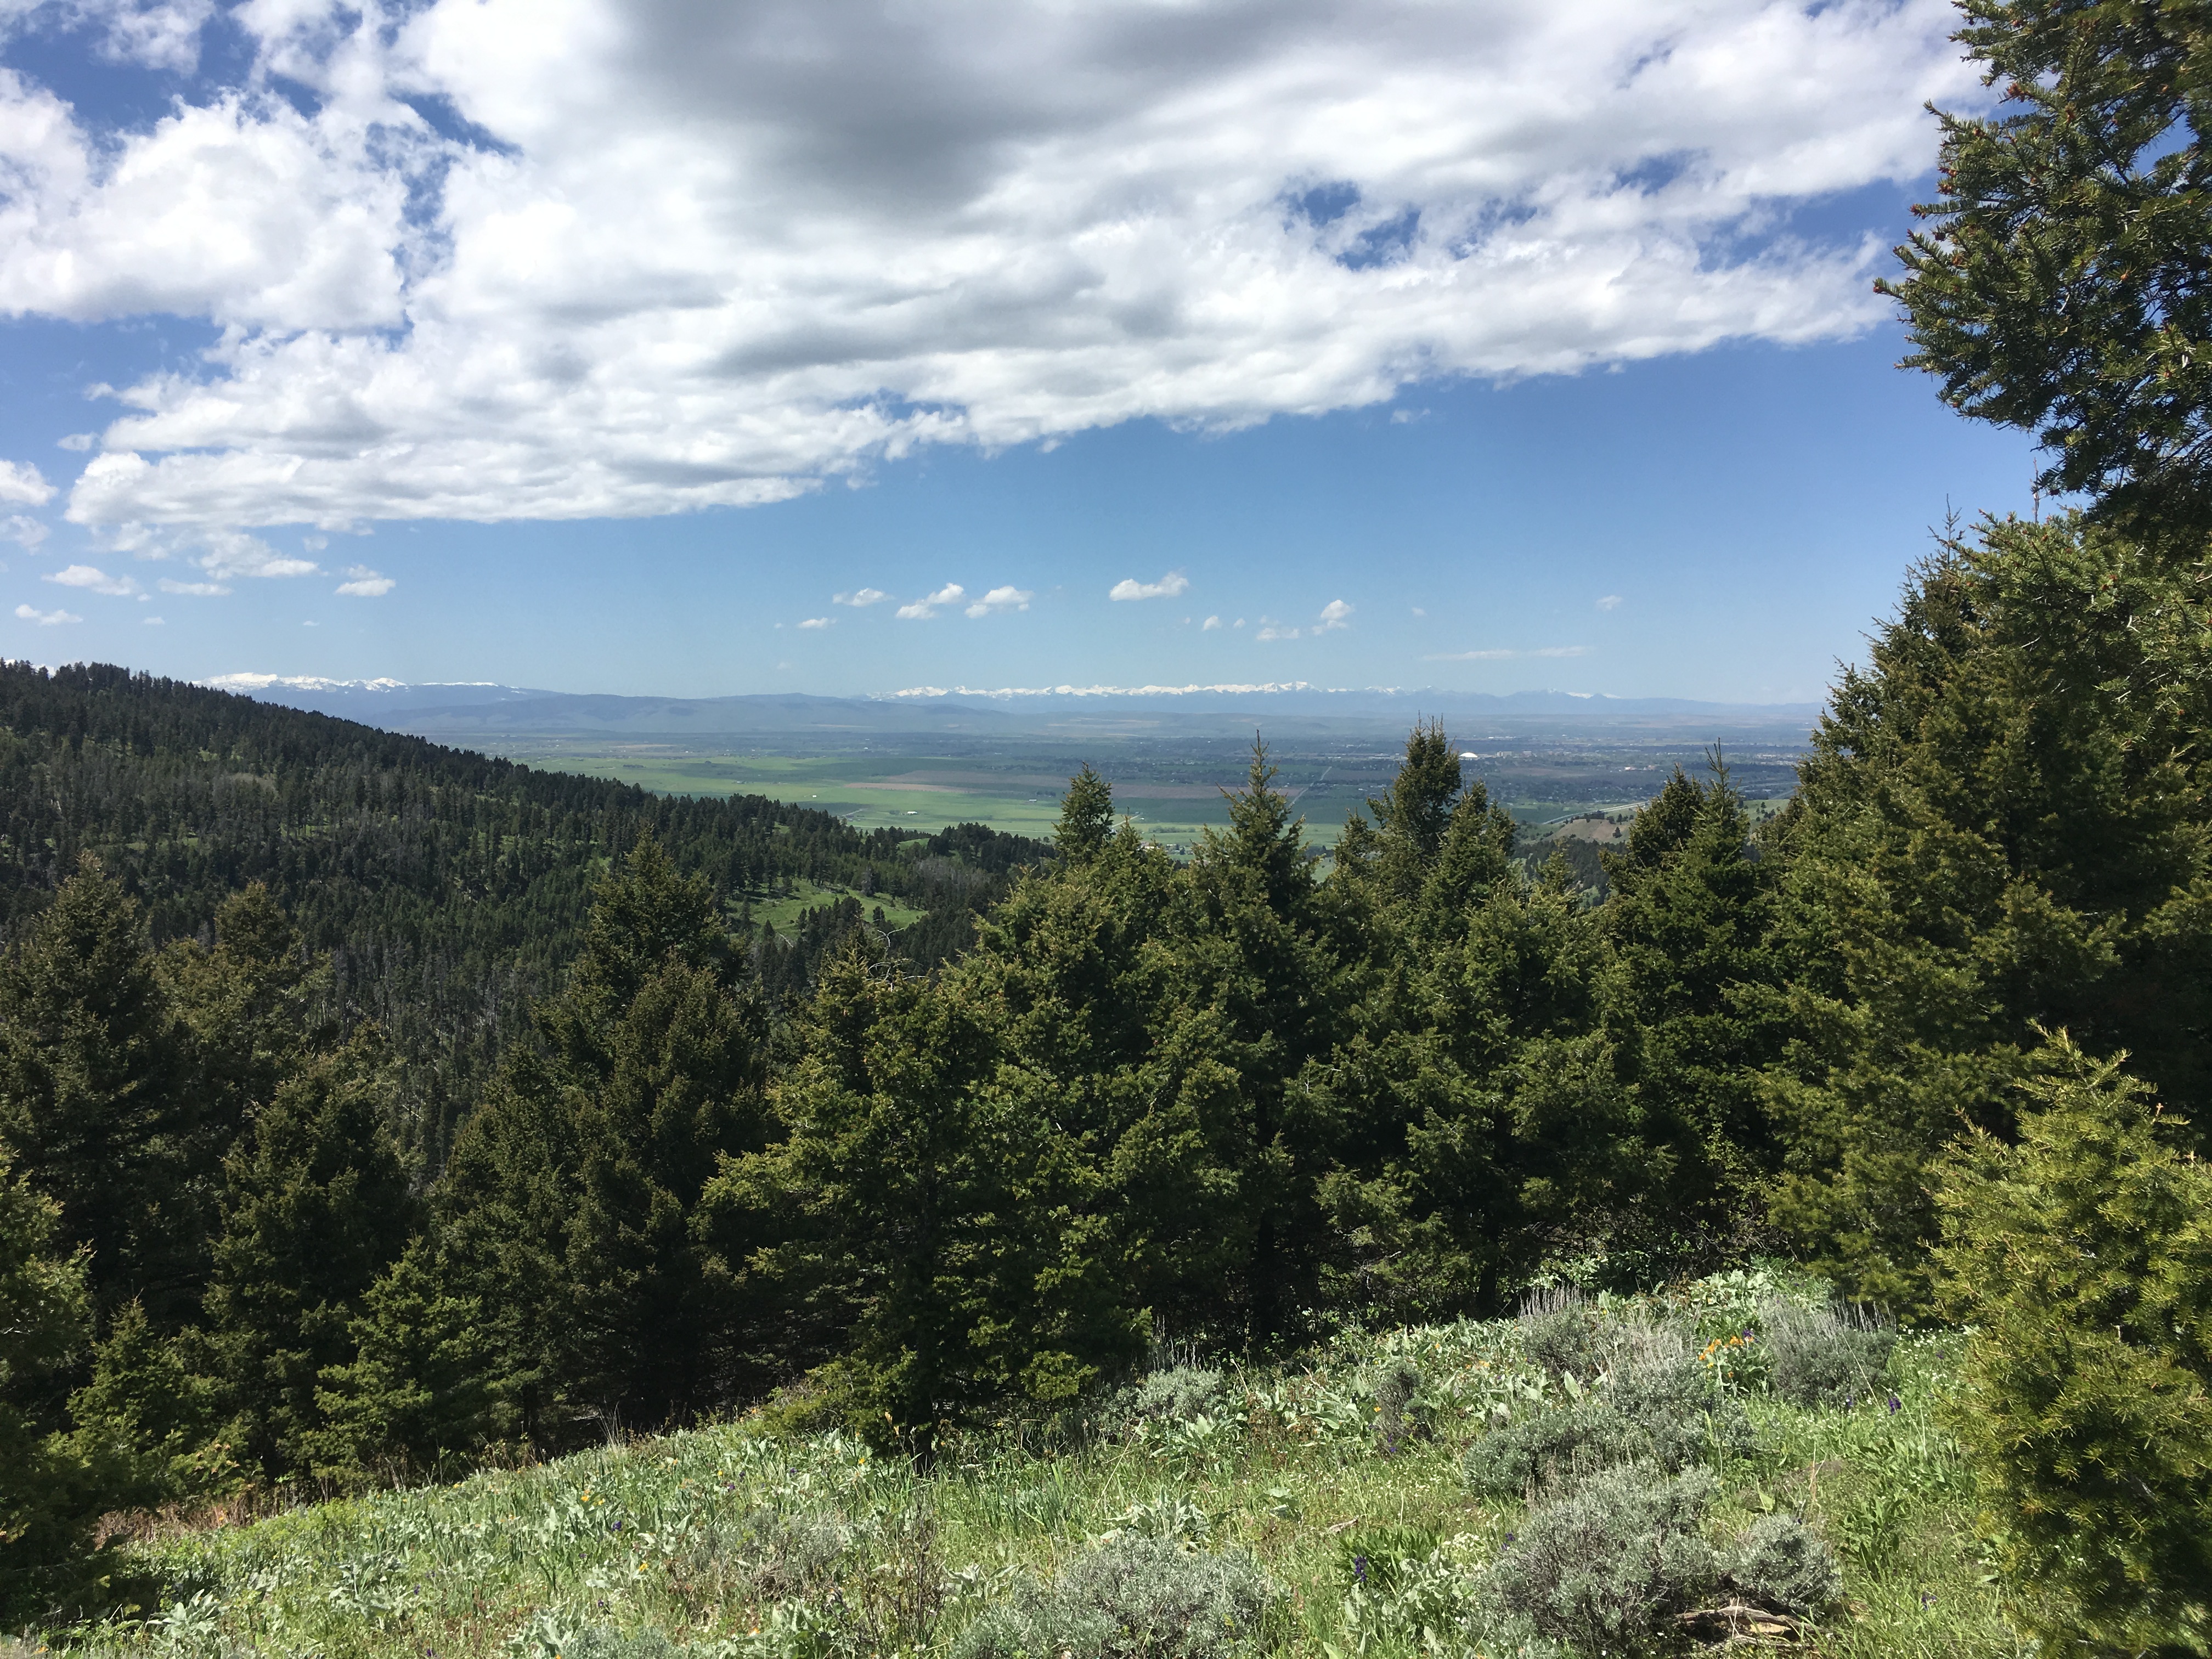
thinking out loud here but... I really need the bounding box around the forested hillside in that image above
[0,661,1046,1163]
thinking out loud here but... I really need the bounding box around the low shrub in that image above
[1723,1514,1842,1618]
[1487,1465,1720,1658]
[1108,1367,1228,1432]
[1369,1359,1427,1454]
[1463,1359,1752,1498]
[1763,1301,1896,1409]
[950,1536,1271,1659]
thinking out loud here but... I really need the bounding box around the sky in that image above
[0,0,2044,703]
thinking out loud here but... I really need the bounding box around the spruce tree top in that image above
[1884,0,2212,539]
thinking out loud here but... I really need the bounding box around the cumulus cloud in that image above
[796,615,833,629]
[44,562,142,595]
[0,0,1973,536]
[15,602,80,624]
[1202,614,1222,630]
[833,587,889,607]
[0,460,54,506]
[1596,593,1623,610]
[143,614,165,623]
[1255,618,1300,641]
[1423,644,1590,661]
[897,583,964,620]
[158,576,231,595]
[1315,598,1353,632]
[966,585,1032,618]
[2,515,48,550]
[1110,571,1189,602]
[335,565,395,596]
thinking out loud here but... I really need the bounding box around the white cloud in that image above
[143,614,165,623]
[2,515,48,551]
[1109,571,1189,602]
[1423,644,1590,661]
[197,529,319,579]
[796,615,833,629]
[0,460,54,506]
[44,562,142,596]
[834,587,889,607]
[57,433,93,452]
[158,576,232,595]
[0,0,1971,535]
[897,583,964,620]
[1596,593,1623,611]
[1202,614,1222,630]
[1316,598,1353,632]
[335,564,395,596]
[15,602,80,625]
[1256,618,1300,641]
[965,584,1032,618]
[303,534,329,551]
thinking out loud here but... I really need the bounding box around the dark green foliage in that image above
[704,944,1142,1452]
[951,1536,1272,1659]
[1763,516,2212,1313]
[1724,1514,1842,1620]
[437,835,772,1447]
[312,1239,491,1480]
[1487,1465,1722,1658]
[0,858,200,1330]
[1881,0,2212,540]
[1763,1301,1897,1410]
[1056,765,1116,864]
[0,662,1041,1166]
[0,1158,102,1615]
[200,1032,417,1478]
[63,1300,225,1506]
[1936,1034,2212,1656]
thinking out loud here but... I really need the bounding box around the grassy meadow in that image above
[42,1270,2018,1659]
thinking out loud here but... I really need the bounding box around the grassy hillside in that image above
[43,1271,2015,1659]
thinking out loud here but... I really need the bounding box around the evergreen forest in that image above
[7,2,2212,1653]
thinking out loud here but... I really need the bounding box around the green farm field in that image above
[482,744,1263,855]
[467,735,1809,859]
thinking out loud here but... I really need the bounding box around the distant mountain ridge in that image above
[206,675,1821,737]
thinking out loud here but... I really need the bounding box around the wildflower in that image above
[1353,1555,1368,1583]
[1888,1393,1902,1414]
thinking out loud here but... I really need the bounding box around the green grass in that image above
[42,1276,2025,1659]
[739,878,926,934]
[471,747,1291,856]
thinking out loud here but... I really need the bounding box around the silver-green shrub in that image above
[1763,1301,1895,1408]
[950,1536,1271,1659]
[1463,1359,1752,1497]
[1724,1514,1842,1618]
[1487,1466,1721,1657]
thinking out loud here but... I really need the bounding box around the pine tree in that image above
[200,1032,416,1477]
[436,831,767,1444]
[1602,760,1785,1261]
[1882,0,2212,540]
[704,950,1117,1454]
[0,1157,103,1616]
[0,857,199,1329]
[1054,764,1116,864]
[312,1239,490,1481]
[158,883,331,1138]
[1764,516,2212,1312]
[1936,1034,2212,1655]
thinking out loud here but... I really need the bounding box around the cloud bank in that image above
[0,0,1975,546]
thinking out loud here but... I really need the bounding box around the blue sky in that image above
[0,0,2037,702]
